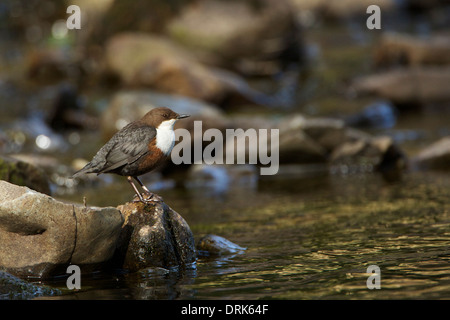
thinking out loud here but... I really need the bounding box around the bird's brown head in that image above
[141,107,190,128]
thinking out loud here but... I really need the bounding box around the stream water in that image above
[38,168,449,300]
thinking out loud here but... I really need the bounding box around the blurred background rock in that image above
[0,0,449,196]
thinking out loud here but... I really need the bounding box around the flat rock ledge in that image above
[0,180,196,279]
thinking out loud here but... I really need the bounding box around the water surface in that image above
[45,170,450,300]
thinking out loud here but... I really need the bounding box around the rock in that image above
[374,32,450,67]
[223,113,405,170]
[330,135,407,176]
[0,180,123,279]
[290,0,395,19]
[104,33,276,106]
[412,136,450,170]
[282,115,347,153]
[0,155,51,195]
[375,137,408,181]
[197,234,246,256]
[277,128,328,164]
[0,271,61,300]
[70,205,124,266]
[344,100,397,129]
[115,200,196,272]
[276,115,407,178]
[276,115,352,164]
[166,0,304,75]
[223,114,327,166]
[352,67,450,107]
[85,0,183,45]
[104,33,226,104]
[26,49,72,84]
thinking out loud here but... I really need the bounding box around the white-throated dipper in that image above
[71,107,189,203]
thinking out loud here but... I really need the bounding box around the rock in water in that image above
[0,180,196,278]
[0,270,61,300]
[352,67,450,107]
[412,136,450,171]
[115,200,196,272]
[0,180,123,279]
[197,234,246,256]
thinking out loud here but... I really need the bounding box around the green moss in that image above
[0,156,50,194]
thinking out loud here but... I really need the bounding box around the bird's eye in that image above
[163,113,168,118]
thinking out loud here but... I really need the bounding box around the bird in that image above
[71,107,189,203]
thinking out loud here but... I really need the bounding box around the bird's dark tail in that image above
[70,162,96,179]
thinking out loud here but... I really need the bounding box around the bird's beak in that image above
[177,114,190,119]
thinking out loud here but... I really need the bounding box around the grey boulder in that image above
[0,180,123,278]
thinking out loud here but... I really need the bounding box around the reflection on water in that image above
[46,169,450,300]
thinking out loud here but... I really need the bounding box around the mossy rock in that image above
[0,156,51,195]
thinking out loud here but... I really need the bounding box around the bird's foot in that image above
[132,192,163,204]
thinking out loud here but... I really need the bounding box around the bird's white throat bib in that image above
[156,119,176,156]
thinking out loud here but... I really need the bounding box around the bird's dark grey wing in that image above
[96,124,156,174]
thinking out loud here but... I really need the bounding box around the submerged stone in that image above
[412,136,450,171]
[197,234,246,256]
[0,271,61,300]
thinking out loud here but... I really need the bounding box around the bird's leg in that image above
[134,176,151,194]
[127,176,147,202]
[129,176,162,203]
[134,176,164,202]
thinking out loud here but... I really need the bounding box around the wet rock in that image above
[26,49,71,84]
[374,32,450,67]
[104,33,274,106]
[344,100,397,129]
[197,234,246,256]
[105,33,225,104]
[375,137,409,181]
[0,271,61,300]
[104,32,220,102]
[276,115,355,164]
[0,180,123,279]
[330,135,407,176]
[412,136,450,171]
[166,0,304,75]
[282,115,347,154]
[352,67,450,107]
[85,0,183,44]
[7,154,60,172]
[276,115,407,178]
[278,127,328,164]
[223,114,327,166]
[0,155,51,195]
[222,113,406,171]
[290,0,395,19]
[115,200,196,272]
